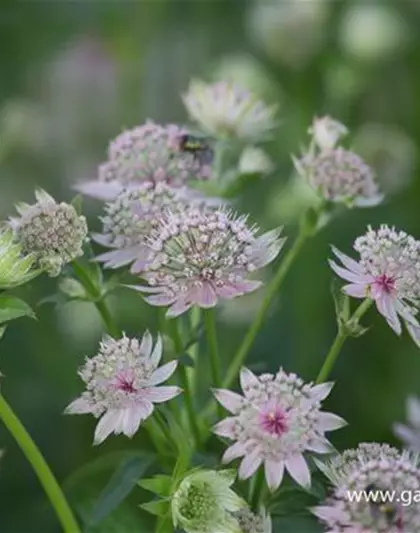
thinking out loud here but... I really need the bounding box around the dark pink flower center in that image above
[259,406,288,437]
[374,274,396,294]
[115,375,137,394]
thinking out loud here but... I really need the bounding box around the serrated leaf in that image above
[87,454,154,526]
[140,499,170,517]
[0,296,36,323]
[331,279,350,325]
[139,475,172,497]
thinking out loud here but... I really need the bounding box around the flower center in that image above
[374,274,396,294]
[115,374,137,394]
[259,405,288,437]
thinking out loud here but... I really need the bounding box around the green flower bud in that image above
[0,227,39,289]
[171,469,246,533]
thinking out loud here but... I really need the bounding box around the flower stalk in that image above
[0,395,81,533]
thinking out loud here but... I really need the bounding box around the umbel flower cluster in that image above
[3,77,420,533]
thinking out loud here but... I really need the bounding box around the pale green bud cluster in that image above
[0,228,39,289]
[13,190,88,277]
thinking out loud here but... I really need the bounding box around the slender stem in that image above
[222,227,308,391]
[203,309,221,388]
[316,299,372,384]
[170,320,201,445]
[71,262,120,338]
[187,307,200,392]
[0,395,80,533]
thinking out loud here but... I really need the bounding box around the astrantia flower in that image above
[316,443,401,487]
[130,207,285,317]
[171,469,246,533]
[0,228,39,288]
[313,445,420,533]
[10,190,88,277]
[394,396,420,451]
[183,80,277,141]
[65,332,181,444]
[330,225,420,346]
[294,117,382,207]
[93,181,220,271]
[77,121,212,200]
[234,508,272,533]
[213,368,345,491]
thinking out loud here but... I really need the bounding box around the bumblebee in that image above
[365,484,401,527]
[178,134,214,166]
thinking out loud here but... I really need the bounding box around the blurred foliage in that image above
[2,0,420,531]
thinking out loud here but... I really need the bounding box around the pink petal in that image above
[65,397,93,415]
[144,293,177,307]
[285,454,311,489]
[310,382,334,402]
[376,293,401,334]
[222,441,247,464]
[343,283,369,298]
[120,406,151,437]
[264,459,285,492]
[318,412,347,431]
[166,298,193,318]
[238,448,263,480]
[191,282,218,308]
[331,247,365,275]
[329,260,370,284]
[94,410,121,445]
[148,360,178,386]
[141,386,181,403]
[307,438,334,454]
[213,389,243,413]
[239,367,259,392]
[393,423,420,449]
[213,417,237,438]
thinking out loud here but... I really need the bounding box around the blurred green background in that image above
[2,0,420,531]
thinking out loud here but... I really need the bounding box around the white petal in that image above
[318,412,347,431]
[150,335,163,366]
[141,386,181,403]
[74,180,122,200]
[329,260,370,284]
[65,397,93,415]
[238,448,263,480]
[376,293,402,334]
[239,367,259,392]
[306,438,334,454]
[393,423,420,449]
[148,360,178,386]
[331,247,365,275]
[121,407,144,437]
[343,283,368,298]
[407,396,420,428]
[94,410,121,445]
[406,320,420,349]
[222,441,247,464]
[166,298,193,318]
[213,417,237,438]
[264,460,285,492]
[139,330,153,357]
[285,455,311,489]
[212,389,243,414]
[310,382,334,402]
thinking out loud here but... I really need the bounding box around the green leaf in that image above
[331,279,350,326]
[0,325,6,340]
[273,515,323,532]
[85,501,154,533]
[70,194,84,215]
[87,454,154,526]
[0,296,36,323]
[139,475,172,497]
[140,499,170,517]
[59,277,88,300]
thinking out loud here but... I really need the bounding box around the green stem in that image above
[316,299,372,384]
[71,262,120,338]
[0,395,80,533]
[171,320,201,446]
[203,309,221,388]
[222,227,308,391]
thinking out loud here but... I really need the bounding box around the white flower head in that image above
[234,507,272,533]
[130,206,285,318]
[213,368,345,492]
[92,181,221,271]
[394,396,420,451]
[313,445,420,533]
[10,189,88,277]
[76,121,212,200]
[316,443,401,488]
[171,469,246,533]
[330,225,420,347]
[65,332,181,445]
[294,116,382,207]
[183,79,277,141]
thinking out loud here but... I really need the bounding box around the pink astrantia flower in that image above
[75,121,212,200]
[212,368,345,491]
[330,225,420,347]
[92,181,220,270]
[129,207,285,318]
[294,116,382,207]
[313,444,420,532]
[65,332,181,444]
